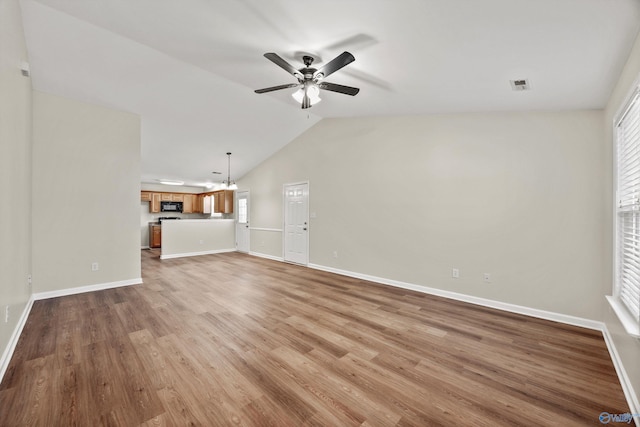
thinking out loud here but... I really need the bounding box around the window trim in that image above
[611,76,640,338]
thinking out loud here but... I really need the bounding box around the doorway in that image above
[283,182,309,264]
[236,191,250,253]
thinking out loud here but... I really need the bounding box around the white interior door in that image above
[236,191,250,253]
[284,182,309,264]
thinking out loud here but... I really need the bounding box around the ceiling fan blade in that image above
[317,82,360,96]
[263,53,303,79]
[254,83,300,94]
[314,51,355,79]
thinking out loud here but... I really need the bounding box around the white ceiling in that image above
[19,0,640,187]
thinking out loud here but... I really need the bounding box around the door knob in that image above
[303,227,307,231]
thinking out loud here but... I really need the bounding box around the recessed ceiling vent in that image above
[510,79,530,91]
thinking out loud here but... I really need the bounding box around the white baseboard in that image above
[33,278,142,301]
[602,325,640,425]
[308,263,603,330]
[160,248,235,260]
[248,251,284,262]
[0,296,35,383]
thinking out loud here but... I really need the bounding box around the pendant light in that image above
[221,152,237,190]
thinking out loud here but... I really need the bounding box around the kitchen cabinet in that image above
[214,190,234,214]
[150,193,161,213]
[149,224,161,248]
[183,194,196,213]
[194,194,204,214]
[141,191,213,214]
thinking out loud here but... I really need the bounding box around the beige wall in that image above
[603,28,640,410]
[161,219,235,258]
[239,110,605,320]
[32,91,141,293]
[0,0,32,363]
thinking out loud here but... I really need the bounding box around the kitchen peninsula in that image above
[160,219,235,260]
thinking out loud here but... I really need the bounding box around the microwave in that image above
[160,201,183,212]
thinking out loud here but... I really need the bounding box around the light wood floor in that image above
[0,250,629,426]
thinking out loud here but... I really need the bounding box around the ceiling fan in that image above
[254,51,360,109]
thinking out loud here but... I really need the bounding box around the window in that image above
[207,195,222,218]
[611,85,640,337]
[238,198,247,224]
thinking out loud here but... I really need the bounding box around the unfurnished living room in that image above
[2,0,640,425]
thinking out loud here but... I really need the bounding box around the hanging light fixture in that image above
[221,152,237,190]
[292,83,321,107]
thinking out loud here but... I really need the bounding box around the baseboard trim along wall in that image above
[305,262,640,420]
[308,263,602,330]
[160,248,235,260]
[0,296,35,383]
[602,325,640,422]
[248,251,284,262]
[32,278,142,301]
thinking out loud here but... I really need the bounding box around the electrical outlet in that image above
[483,273,491,283]
[91,262,99,271]
[27,274,32,292]
[199,240,204,244]
[4,305,9,323]
[333,251,338,258]
[452,268,460,278]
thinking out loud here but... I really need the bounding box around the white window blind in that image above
[615,87,640,331]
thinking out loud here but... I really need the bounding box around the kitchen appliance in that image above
[160,201,183,212]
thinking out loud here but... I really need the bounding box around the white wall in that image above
[32,91,141,293]
[0,0,32,367]
[603,28,640,412]
[239,110,605,321]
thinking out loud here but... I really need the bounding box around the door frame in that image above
[282,181,309,265]
[236,190,250,253]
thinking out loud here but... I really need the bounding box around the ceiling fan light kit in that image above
[255,51,360,109]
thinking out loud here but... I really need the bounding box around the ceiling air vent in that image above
[510,79,530,91]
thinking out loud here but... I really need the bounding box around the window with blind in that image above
[612,86,640,337]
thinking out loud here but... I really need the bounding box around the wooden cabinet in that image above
[194,194,204,214]
[141,191,218,214]
[214,190,234,214]
[149,224,161,248]
[183,194,196,213]
[150,193,161,213]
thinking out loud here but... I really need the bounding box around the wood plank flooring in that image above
[0,250,630,426]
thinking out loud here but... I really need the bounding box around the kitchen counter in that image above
[160,218,235,259]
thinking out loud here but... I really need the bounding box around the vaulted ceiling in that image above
[19,0,640,187]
